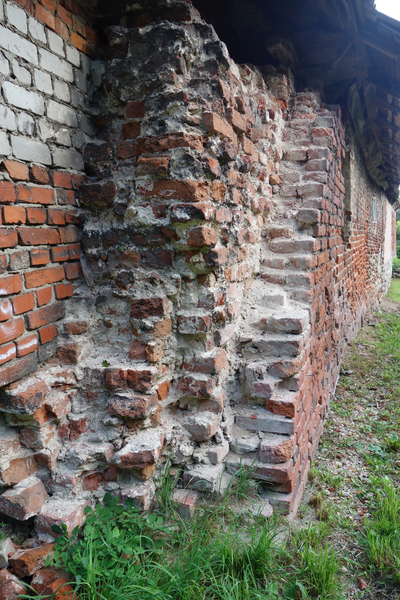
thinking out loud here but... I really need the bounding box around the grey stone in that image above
[6,2,27,34]
[79,113,95,135]
[34,69,53,95]
[0,131,11,156]
[17,112,35,136]
[47,99,78,127]
[48,30,64,57]
[28,16,46,43]
[38,119,54,141]
[74,69,87,92]
[0,0,3,22]
[91,61,106,92]
[71,88,85,109]
[55,128,71,146]
[182,463,225,493]
[2,82,44,116]
[0,24,38,65]
[38,338,58,362]
[120,480,155,511]
[230,434,260,455]
[81,53,91,75]
[0,51,10,75]
[66,45,80,67]
[235,409,294,435]
[53,147,83,170]
[0,105,16,131]
[54,79,70,103]
[252,501,273,520]
[11,59,31,85]
[39,48,73,82]
[0,538,15,569]
[11,135,51,165]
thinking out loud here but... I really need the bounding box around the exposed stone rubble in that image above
[0,0,396,536]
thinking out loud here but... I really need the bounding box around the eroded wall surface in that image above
[0,0,396,531]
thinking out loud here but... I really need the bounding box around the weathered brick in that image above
[36,286,53,307]
[31,249,50,266]
[177,315,211,334]
[136,179,210,201]
[55,283,73,299]
[187,227,217,247]
[16,333,38,357]
[130,297,168,319]
[0,230,18,248]
[16,185,54,204]
[0,353,38,387]
[104,367,156,392]
[109,391,158,419]
[184,349,228,375]
[26,302,65,329]
[203,112,236,143]
[0,342,16,365]
[0,300,12,322]
[39,324,57,344]
[25,265,65,289]
[0,319,25,345]
[178,376,214,398]
[12,292,35,314]
[0,569,27,599]
[137,133,203,154]
[0,181,16,203]
[0,476,48,520]
[18,227,60,245]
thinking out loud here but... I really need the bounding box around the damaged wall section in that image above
[0,0,396,531]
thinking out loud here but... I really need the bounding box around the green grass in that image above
[387,277,400,301]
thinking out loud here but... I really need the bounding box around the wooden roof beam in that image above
[359,28,400,59]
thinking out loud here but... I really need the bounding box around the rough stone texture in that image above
[0,568,27,600]
[0,0,396,526]
[0,539,15,570]
[9,543,54,577]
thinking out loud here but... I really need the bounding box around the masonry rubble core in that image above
[0,0,397,533]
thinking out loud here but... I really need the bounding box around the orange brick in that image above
[16,333,38,357]
[18,228,60,246]
[27,303,64,330]
[36,287,52,307]
[0,300,12,322]
[30,165,50,185]
[3,161,29,182]
[26,207,47,225]
[3,206,26,224]
[0,318,25,345]
[55,283,73,299]
[72,14,85,35]
[31,249,50,266]
[0,274,23,296]
[70,32,95,57]
[12,292,35,315]
[55,17,69,40]
[11,0,34,15]
[52,172,72,189]
[47,209,65,226]
[25,266,65,289]
[40,0,56,14]
[16,185,54,205]
[68,244,80,260]
[35,4,56,30]
[0,230,18,249]
[0,181,16,203]
[51,246,69,262]
[202,112,237,144]
[38,324,57,344]
[0,342,16,365]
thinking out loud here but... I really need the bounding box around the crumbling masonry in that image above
[0,0,397,534]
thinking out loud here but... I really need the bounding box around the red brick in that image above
[16,333,38,357]
[65,209,81,225]
[36,3,56,29]
[0,353,38,387]
[136,179,210,201]
[30,165,50,185]
[70,32,96,57]
[141,250,174,268]
[0,274,23,296]
[55,283,73,299]
[116,140,136,159]
[39,324,57,344]
[57,4,72,25]
[36,286,52,307]
[184,349,228,375]
[53,172,72,188]
[0,300,12,322]
[0,181,16,203]
[130,297,167,319]
[65,262,82,280]
[26,207,47,224]
[12,292,35,315]
[31,249,50,266]
[55,16,69,40]
[3,160,29,181]
[47,209,65,225]
[109,392,158,419]
[0,342,16,365]
[27,302,65,330]
[136,157,169,175]
[16,185,54,205]
[104,368,156,392]
[51,246,69,262]
[0,318,25,345]
[64,321,86,335]
[202,112,237,143]
[125,100,145,119]
[68,243,80,260]
[3,205,26,224]
[18,228,60,246]
[137,133,203,155]
[0,569,27,599]
[226,108,247,133]
[122,121,141,140]
[59,226,78,243]
[0,229,18,248]
[187,227,217,247]
[177,315,211,334]
[25,266,65,289]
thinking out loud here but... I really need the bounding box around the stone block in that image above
[35,69,53,95]
[0,24,38,65]
[183,412,219,442]
[235,409,294,435]
[0,476,48,520]
[120,480,155,511]
[53,148,83,170]
[48,31,64,57]
[115,429,163,470]
[28,16,46,43]
[0,538,15,569]
[183,463,224,493]
[109,391,158,419]
[6,3,27,34]
[11,59,31,85]
[0,132,11,156]
[0,106,15,133]
[208,440,229,464]
[259,434,296,464]
[0,378,48,414]
[39,48,73,82]
[47,100,78,127]
[11,135,51,165]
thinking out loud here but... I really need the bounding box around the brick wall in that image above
[0,0,396,529]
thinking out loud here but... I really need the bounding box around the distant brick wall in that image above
[0,0,100,387]
[0,0,396,529]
